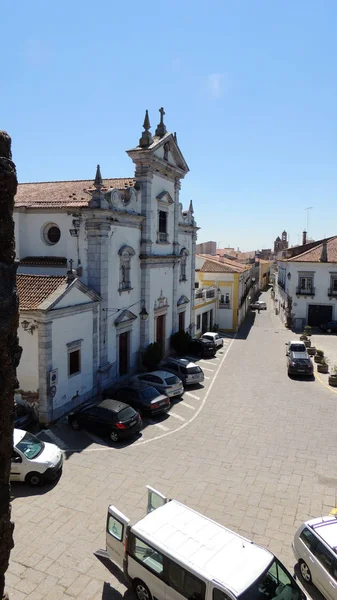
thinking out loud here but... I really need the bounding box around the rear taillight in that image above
[116,422,127,429]
[151,402,159,409]
[137,414,141,420]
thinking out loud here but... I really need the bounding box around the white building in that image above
[14,109,198,423]
[274,236,337,330]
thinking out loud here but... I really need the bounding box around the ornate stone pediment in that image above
[156,190,174,205]
[114,309,137,325]
[154,289,169,311]
[177,295,190,306]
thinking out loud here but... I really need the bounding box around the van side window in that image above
[300,528,318,551]
[314,541,334,572]
[213,589,232,600]
[167,560,206,600]
[130,535,163,576]
[107,516,123,541]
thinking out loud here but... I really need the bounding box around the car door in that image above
[82,406,103,433]
[106,505,130,571]
[140,374,164,394]
[313,541,337,600]
[10,450,23,481]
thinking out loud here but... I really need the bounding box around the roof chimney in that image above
[302,231,307,245]
[320,239,328,263]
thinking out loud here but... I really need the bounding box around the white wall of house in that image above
[17,321,39,392]
[50,309,94,412]
[14,212,74,260]
[194,297,217,335]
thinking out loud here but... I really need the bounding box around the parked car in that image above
[320,320,337,334]
[200,332,224,349]
[104,381,170,416]
[14,398,36,429]
[285,340,308,356]
[132,371,184,398]
[250,300,267,310]
[11,428,63,486]
[287,351,313,376]
[160,358,204,386]
[293,515,337,598]
[187,337,216,358]
[68,399,142,442]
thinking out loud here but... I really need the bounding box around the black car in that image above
[68,399,142,442]
[187,338,216,358]
[320,320,337,334]
[14,398,36,429]
[103,382,170,416]
[287,351,314,377]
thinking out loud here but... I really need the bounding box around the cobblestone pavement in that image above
[6,290,335,599]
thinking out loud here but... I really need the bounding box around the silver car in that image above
[160,358,204,386]
[133,371,184,398]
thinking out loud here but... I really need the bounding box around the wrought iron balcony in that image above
[219,302,230,309]
[206,289,215,299]
[296,287,315,296]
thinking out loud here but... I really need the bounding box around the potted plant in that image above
[304,325,312,337]
[304,338,311,348]
[307,346,316,356]
[329,365,337,387]
[317,358,329,374]
[170,331,191,357]
[314,349,324,364]
[300,332,308,341]
[142,342,163,371]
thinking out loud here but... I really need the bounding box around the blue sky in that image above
[2,0,337,250]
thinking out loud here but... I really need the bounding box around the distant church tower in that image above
[274,230,288,253]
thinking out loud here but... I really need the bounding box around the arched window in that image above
[118,245,135,291]
[180,248,189,282]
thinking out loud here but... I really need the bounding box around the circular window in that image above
[43,223,61,245]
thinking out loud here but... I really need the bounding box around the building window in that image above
[178,312,185,331]
[180,248,189,281]
[118,245,135,291]
[196,315,201,330]
[158,210,168,242]
[68,349,81,376]
[297,275,314,295]
[43,223,61,245]
[329,275,337,295]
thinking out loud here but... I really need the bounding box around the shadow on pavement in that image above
[95,554,135,600]
[236,310,256,340]
[294,563,325,600]
[10,476,61,500]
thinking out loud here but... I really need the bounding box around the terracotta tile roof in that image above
[199,258,249,274]
[17,274,67,310]
[15,178,136,209]
[20,256,67,267]
[198,254,248,272]
[287,236,337,262]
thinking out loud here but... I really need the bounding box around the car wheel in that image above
[70,418,80,431]
[299,560,312,583]
[133,579,152,600]
[327,328,332,333]
[109,431,119,442]
[26,472,43,486]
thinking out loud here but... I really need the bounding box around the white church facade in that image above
[14,109,198,424]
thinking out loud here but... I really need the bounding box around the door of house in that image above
[202,312,208,333]
[156,315,166,354]
[308,305,333,327]
[119,332,129,375]
[178,311,185,331]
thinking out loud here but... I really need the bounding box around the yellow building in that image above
[195,255,256,332]
[258,259,272,290]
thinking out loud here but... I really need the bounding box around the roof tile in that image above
[287,236,337,262]
[17,274,67,310]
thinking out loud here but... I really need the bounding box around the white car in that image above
[251,301,267,310]
[160,358,204,386]
[286,340,308,356]
[200,332,224,349]
[11,428,63,486]
[132,371,184,398]
[293,516,337,598]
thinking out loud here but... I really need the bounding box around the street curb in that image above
[315,369,337,395]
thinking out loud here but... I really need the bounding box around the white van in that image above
[11,428,63,486]
[100,486,307,600]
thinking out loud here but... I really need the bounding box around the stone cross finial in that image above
[189,200,194,214]
[155,107,167,137]
[139,110,153,148]
[94,164,103,190]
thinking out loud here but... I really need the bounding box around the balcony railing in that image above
[206,289,215,299]
[296,287,315,296]
[194,287,217,305]
[328,288,337,296]
[219,302,230,309]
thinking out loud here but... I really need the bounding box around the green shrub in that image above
[304,325,312,335]
[142,342,162,371]
[170,330,191,356]
[316,349,324,357]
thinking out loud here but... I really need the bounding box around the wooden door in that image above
[119,332,129,375]
[156,315,166,354]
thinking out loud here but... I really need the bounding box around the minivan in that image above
[98,486,307,600]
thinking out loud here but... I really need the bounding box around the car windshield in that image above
[289,344,306,352]
[181,366,202,374]
[202,335,212,340]
[294,359,310,365]
[16,432,44,460]
[165,375,180,385]
[239,558,302,600]
[140,387,160,401]
[118,407,137,421]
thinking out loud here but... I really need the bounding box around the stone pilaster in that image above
[135,164,153,256]
[140,264,151,351]
[92,305,99,392]
[189,229,197,336]
[85,220,111,371]
[171,178,181,333]
[38,320,53,424]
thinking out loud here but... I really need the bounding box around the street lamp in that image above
[139,306,149,321]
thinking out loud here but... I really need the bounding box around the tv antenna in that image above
[305,207,313,235]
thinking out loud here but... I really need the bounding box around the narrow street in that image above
[7,289,335,599]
